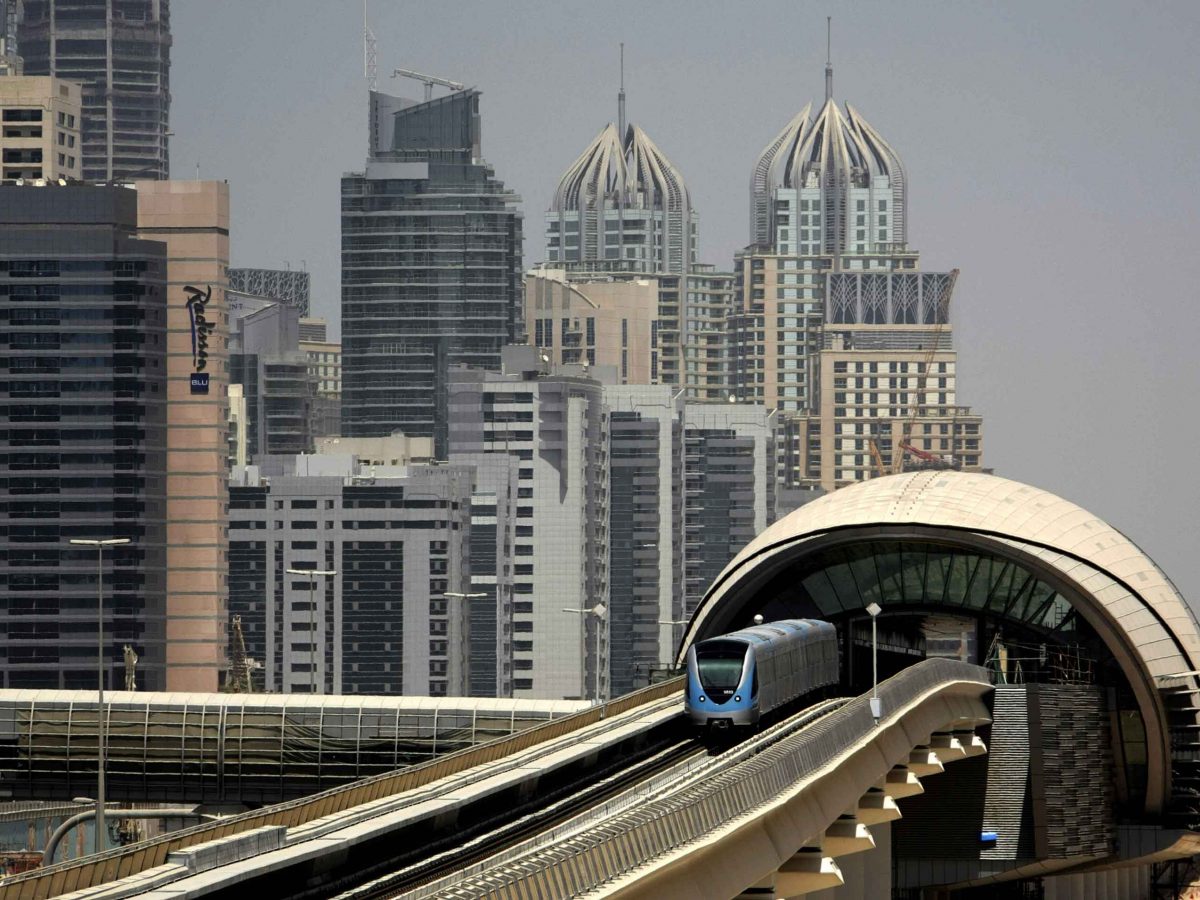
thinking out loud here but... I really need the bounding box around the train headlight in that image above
[698,695,706,703]
[734,695,742,702]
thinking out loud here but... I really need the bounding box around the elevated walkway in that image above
[0,690,587,805]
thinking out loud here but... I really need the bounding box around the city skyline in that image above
[169,0,1200,605]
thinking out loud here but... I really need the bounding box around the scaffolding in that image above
[984,634,1096,685]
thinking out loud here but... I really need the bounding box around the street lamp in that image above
[69,536,131,854]
[563,603,607,701]
[866,602,882,722]
[286,568,336,694]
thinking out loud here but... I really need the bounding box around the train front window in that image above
[696,642,747,694]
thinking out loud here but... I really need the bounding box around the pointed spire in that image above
[824,16,833,102]
[618,43,627,138]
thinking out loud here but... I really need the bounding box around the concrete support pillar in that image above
[957,730,987,757]
[880,766,923,799]
[929,732,967,762]
[822,816,875,857]
[735,874,777,898]
[775,848,843,897]
[829,844,865,900]
[856,788,901,825]
[862,821,892,898]
[907,746,945,777]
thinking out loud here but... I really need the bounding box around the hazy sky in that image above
[172,1,1200,603]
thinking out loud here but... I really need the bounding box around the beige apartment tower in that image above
[136,180,230,691]
[525,268,656,383]
[0,74,80,182]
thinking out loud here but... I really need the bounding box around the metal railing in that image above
[434,659,990,899]
[0,678,684,900]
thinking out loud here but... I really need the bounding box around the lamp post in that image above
[866,602,882,722]
[286,568,336,694]
[69,536,131,854]
[563,603,607,701]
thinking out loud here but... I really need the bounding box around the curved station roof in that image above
[681,470,1200,815]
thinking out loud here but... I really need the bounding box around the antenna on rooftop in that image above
[618,43,626,137]
[363,0,378,91]
[825,16,833,101]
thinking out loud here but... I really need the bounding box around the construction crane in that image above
[226,615,258,694]
[868,437,887,479]
[391,67,465,102]
[122,645,138,691]
[891,268,959,474]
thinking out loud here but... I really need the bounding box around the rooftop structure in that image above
[228,267,311,317]
[546,121,695,275]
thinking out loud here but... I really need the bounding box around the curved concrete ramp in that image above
[431,659,991,900]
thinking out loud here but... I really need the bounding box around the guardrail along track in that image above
[368,697,851,900]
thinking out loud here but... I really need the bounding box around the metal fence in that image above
[0,678,684,900]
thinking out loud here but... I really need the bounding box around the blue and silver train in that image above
[685,619,839,729]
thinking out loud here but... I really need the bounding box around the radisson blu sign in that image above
[185,284,213,394]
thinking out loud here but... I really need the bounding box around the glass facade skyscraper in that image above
[18,0,172,182]
[0,185,168,689]
[341,89,522,454]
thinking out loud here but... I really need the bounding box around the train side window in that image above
[752,668,759,697]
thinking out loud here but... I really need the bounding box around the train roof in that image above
[696,618,834,647]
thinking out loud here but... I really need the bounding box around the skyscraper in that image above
[545,122,695,275]
[134,179,229,691]
[448,347,609,701]
[341,88,523,454]
[0,185,169,690]
[732,56,985,490]
[17,0,171,181]
[538,83,734,400]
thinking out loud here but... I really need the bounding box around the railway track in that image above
[340,696,849,900]
[335,727,701,899]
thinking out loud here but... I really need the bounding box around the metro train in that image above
[684,618,839,730]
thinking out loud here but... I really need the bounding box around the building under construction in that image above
[18,0,171,181]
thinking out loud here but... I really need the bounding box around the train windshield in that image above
[695,641,748,693]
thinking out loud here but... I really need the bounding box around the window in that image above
[3,109,42,122]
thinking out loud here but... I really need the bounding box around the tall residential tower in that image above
[532,71,734,401]
[18,0,171,181]
[341,87,522,454]
[732,53,985,491]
